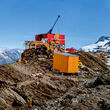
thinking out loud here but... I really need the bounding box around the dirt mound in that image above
[21,48,36,60]
[72,51,108,72]
[94,51,108,62]
[22,48,53,61]
[22,49,109,72]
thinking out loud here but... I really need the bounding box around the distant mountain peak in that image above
[82,36,110,52]
[96,36,110,43]
[0,48,23,65]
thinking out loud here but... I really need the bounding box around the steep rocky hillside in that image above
[0,50,110,110]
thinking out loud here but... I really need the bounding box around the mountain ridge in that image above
[82,36,110,52]
[0,48,23,65]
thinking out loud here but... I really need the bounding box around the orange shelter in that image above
[53,52,79,73]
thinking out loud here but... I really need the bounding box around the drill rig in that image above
[24,16,65,56]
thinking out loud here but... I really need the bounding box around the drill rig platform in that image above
[25,16,65,55]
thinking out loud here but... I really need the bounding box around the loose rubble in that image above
[0,50,110,110]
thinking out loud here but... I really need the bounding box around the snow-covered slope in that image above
[82,36,110,52]
[0,48,23,65]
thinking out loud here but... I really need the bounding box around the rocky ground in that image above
[0,50,110,110]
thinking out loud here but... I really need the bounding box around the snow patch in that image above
[0,48,23,65]
[81,36,110,52]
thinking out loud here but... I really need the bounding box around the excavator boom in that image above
[48,15,60,34]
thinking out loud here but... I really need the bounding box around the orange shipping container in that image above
[53,52,79,73]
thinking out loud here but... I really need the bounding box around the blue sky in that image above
[0,0,110,49]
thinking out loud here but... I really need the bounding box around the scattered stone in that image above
[0,50,110,109]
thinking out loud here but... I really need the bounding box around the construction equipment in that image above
[78,60,83,67]
[17,59,22,62]
[17,58,27,64]
[48,15,60,34]
[22,16,81,73]
[24,15,65,56]
[66,48,76,52]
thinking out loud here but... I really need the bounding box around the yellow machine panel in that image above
[53,52,79,73]
[55,33,60,39]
